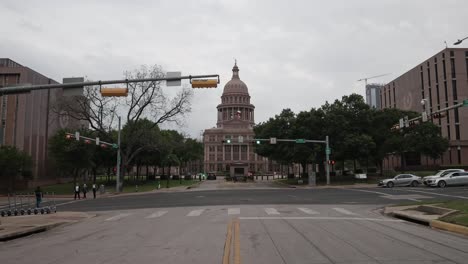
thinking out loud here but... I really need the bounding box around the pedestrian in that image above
[34,186,43,208]
[92,183,97,199]
[82,183,88,198]
[74,184,81,200]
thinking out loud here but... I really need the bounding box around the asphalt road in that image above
[2,184,468,264]
[57,185,468,212]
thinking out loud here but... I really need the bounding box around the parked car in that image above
[428,171,468,187]
[422,169,465,185]
[378,174,422,188]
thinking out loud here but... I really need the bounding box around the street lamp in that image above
[454,36,468,45]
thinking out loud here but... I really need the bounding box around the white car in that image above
[429,171,468,187]
[422,169,464,185]
[378,174,422,188]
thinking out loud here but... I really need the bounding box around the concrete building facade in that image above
[380,48,468,169]
[203,63,271,176]
[0,58,81,186]
[365,83,383,109]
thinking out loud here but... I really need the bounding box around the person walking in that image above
[34,186,43,208]
[82,183,88,198]
[92,183,97,199]
[74,184,81,200]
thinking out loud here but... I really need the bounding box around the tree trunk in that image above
[93,167,97,184]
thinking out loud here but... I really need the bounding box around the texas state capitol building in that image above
[203,63,272,176]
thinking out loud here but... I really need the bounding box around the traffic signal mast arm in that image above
[393,100,467,129]
[66,133,117,148]
[252,138,326,144]
[0,74,220,95]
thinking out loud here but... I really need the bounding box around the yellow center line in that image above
[233,218,241,264]
[223,219,233,264]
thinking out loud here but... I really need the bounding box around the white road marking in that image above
[105,213,131,221]
[401,189,468,200]
[333,208,355,215]
[348,188,434,201]
[187,209,205,216]
[265,208,280,215]
[145,211,168,219]
[228,208,240,215]
[239,216,403,222]
[297,207,319,215]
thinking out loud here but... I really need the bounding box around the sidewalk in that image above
[0,211,94,241]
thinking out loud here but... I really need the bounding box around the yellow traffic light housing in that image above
[191,78,218,88]
[100,87,128,97]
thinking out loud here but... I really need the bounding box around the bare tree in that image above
[53,64,193,183]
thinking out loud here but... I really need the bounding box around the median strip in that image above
[222,218,241,264]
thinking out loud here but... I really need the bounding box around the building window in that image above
[427,65,431,87]
[209,135,215,142]
[450,58,456,79]
[392,83,396,108]
[455,108,459,124]
[434,63,439,83]
[436,84,440,105]
[465,58,468,79]
[443,81,448,104]
[447,125,451,140]
[225,146,231,160]
[450,50,454,57]
[442,60,447,80]
[452,80,458,100]
[442,52,445,59]
[209,146,215,152]
[455,125,460,140]
[420,71,424,98]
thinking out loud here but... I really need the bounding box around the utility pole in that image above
[116,116,121,193]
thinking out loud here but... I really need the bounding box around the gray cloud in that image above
[1,0,467,137]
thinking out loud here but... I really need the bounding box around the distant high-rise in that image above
[365,83,383,108]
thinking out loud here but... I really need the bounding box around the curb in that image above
[0,222,64,242]
[430,220,468,236]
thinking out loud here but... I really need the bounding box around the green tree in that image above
[0,146,32,192]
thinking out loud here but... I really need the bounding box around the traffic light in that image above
[84,139,92,144]
[327,160,335,165]
[100,144,107,148]
[100,87,128,97]
[432,112,446,119]
[65,134,73,140]
[191,79,218,88]
[256,140,261,145]
[222,139,231,144]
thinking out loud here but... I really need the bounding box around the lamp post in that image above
[116,116,121,193]
[454,36,468,45]
[421,98,430,122]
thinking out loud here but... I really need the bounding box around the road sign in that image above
[464,99,468,106]
[96,137,100,146]
[238,135,244,143]
[422,112,428,122]
[399,118,404,129]
[75,131,80,141]
[112,143,118,149]
[295,139,306,144]
[404,116,409,127]
[326,148,331,155]
[270,137,277,144]
[166,72,182,87]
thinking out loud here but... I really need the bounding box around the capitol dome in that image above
[223,62,249,95]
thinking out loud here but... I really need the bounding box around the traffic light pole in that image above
[325,136,330,185]
[0,74,220,95]
[251,136,331,185]
[116,116,121,193]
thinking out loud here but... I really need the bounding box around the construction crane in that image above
[357,73,390,87]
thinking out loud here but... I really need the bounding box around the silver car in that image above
[378,174,422,188]
[422,169,465,185]
[429,171,468,187]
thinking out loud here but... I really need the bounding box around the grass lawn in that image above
[397,200,468,227]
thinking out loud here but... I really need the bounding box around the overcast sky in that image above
[1,0,467,138]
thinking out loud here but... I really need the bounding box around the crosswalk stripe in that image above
[265,208,280,215]
[228,208,240,215]
[187,209,205,216]
[145,211,168,219]
[332,208,355,215]
[297,207,319,215]
[105,213,131,221]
